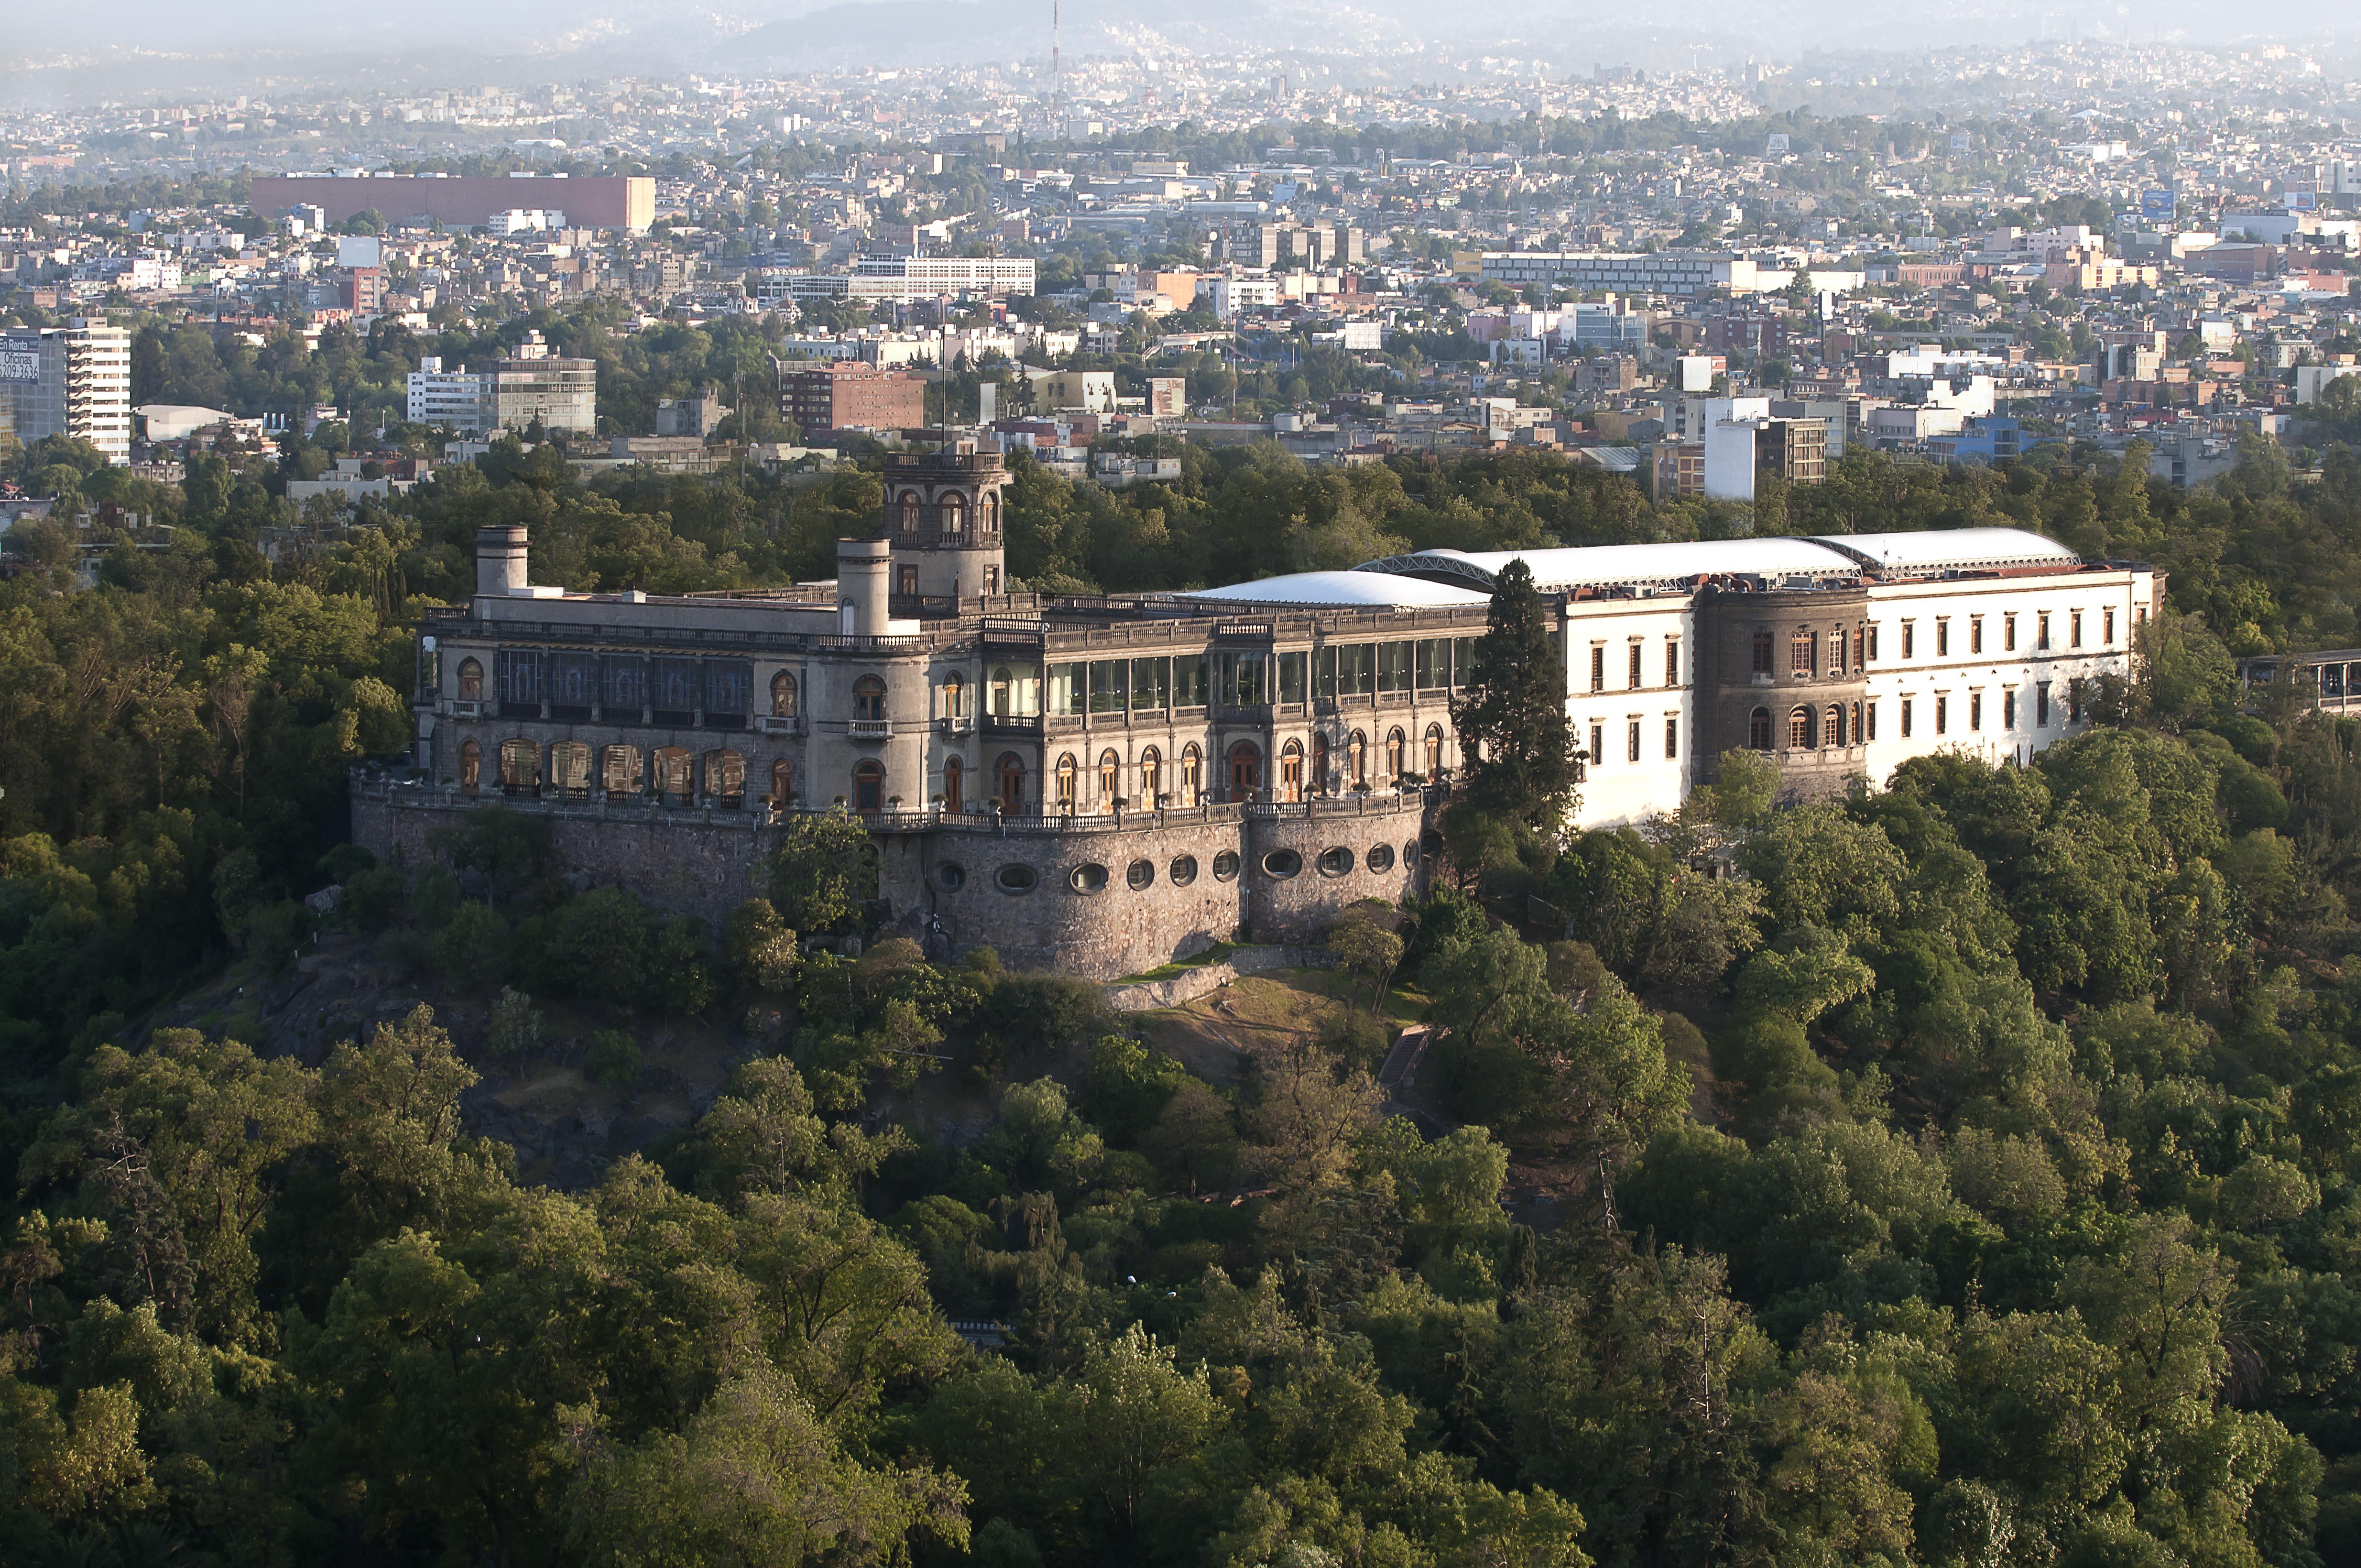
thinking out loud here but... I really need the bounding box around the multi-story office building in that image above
[1481,250,1762,296]
[362,503,2153,982]
[487,347,596,436]
[405,358,492,430]
[0,317,133,465]
[780,362,927,436]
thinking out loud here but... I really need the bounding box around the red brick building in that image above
[780,363,926,436]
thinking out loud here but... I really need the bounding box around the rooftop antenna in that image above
[1052,0,1062,123]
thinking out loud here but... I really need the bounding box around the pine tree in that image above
[1451,557,1582,833]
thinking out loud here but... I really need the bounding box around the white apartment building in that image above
[0,318,133,465]
[406,359,491,431]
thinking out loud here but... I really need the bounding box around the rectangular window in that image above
[1089,659,1129,713]
[2071,611,2084,649]
[1791,631,1815,677]
[1628,720,1642,763]
[2038,613,2051,651]
[1340,644,1375,697]
[1377,641,1413,694]
[1867,624,1880,661]
[1901,698,1913,738]
[1048,661,1086,715]
[1665,638,1680,686]
[1277,651,1307,705]
[1752,632,1773,674]
[2069,685,2082,723]
[2036,682,2050,727]
[1970,617,1984,654]
[1936,695,1949,735]
[702,659,751,720]
[1315,646,1338,699]
[2004,688,2016,729]
[1215,651,1265,706]
[1866,701,1878,741]
[496,649,542,710]
[1665,717,1679,758]
[1831,629,1847,676]
[2005,613,2017,651]
[1628,643,1644,690]
[2104,607,2117,645]
[601,655,646,717]
[1454,637,1476,682]
[1936,619,1951,658]
[1589,722,1604,763]
[1590,645,1606,692]
[1901,622,1915,659]
[1413,638,1452,690]
[1177,655,1209,708]
[1132,656,1173,712]
[1969,691,1982,731]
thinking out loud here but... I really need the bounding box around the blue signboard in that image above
[2141,188,2175,224]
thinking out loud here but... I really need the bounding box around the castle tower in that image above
[881,446,1011,605]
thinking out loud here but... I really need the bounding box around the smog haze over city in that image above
[17,0,2361,1566]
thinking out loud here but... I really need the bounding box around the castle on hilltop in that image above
[353,446,2159,979]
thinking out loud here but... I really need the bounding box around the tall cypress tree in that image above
[1451,558,1582,833]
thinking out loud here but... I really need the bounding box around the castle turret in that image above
[837,537,892,636]
[881,446,1011,604]
[476,524,529,597]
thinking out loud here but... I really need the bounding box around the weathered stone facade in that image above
[352,778,1435,979]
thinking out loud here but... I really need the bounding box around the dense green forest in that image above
[12,430,2361,1565]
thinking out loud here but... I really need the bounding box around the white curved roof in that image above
[1355,527,2080,591]
[1805,527,2078,574]
[1358,538,1860,591]
[1179,570,1493,608]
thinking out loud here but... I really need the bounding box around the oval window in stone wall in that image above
[996,864,1038,893]
[1127,858,1155,891]
[938,863,966,890]
[1070,862,1109,893]
[1404,839,1421,869]
[1212,850,1241,881]
[1366,844,1396,873]
[1317,846,1355,878]
[1263,848,1303,879]
[1169,855,1199,886]
[1421,829,1444,854]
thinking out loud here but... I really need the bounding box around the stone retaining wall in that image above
[1101,945,1340,1011]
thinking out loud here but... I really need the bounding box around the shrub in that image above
[485,987,543,1062]
[586,1028,643,1089]
[429,900,509,989]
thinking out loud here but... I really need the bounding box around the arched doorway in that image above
[853,759,885,813]
[704,750,745,807]
[498,738,539,795]
[1280,740,1303,803]
[770,757,794,808]
[1312,733,1329,797]
[943,756,964,813]
[652,746,694,805]
[996,753,1025,814]
[1226,742,1260,802]
[459,739,481,793]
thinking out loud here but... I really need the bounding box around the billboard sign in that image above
[1951,133,1972,153]
[2141,188,2175,224]
[1765,133,1791,154]
[0,348,39,382]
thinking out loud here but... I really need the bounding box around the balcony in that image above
[982,712,1043,735]
[759,714,804,735]
[938,715,975,734]
[848,718,892,740]
[447,699,484,718]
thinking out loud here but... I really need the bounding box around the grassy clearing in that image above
[1109,942,1240,986]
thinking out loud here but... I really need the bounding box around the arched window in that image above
[457,657,483,700]
[550,741,592,796]
[853,676,887,721]
[771,757,794,806]
[1097,748,1121,807]
[1055,753,1078,810]
[898,491,920,538]
[996,753,1025,813]
[940,492,967,543]
[1825,704,1845,748]
[1424,724,1444,780]
[1348,731,1368,788]
[1280,740,1304,803]
[459,738,482,793]
[770,671,798,717]
[1386,728,1406,782]
[990,664,1012,716]
[1138,747,1162,804]
[942,672,966,720]
[653,746,694,803]
[706,750,746,806]
[1749,707,1772,751]
[1227,742,1261,801]
[1180,745,1202,807]
[499,738,540,793]
[601,744,640,796]
[983,494,1000,535]
[853,759,885,813]
[1312,733,1330,796]
[943,756,964,812]
[1788,707,1813,751]
[1790,630,1815,677]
